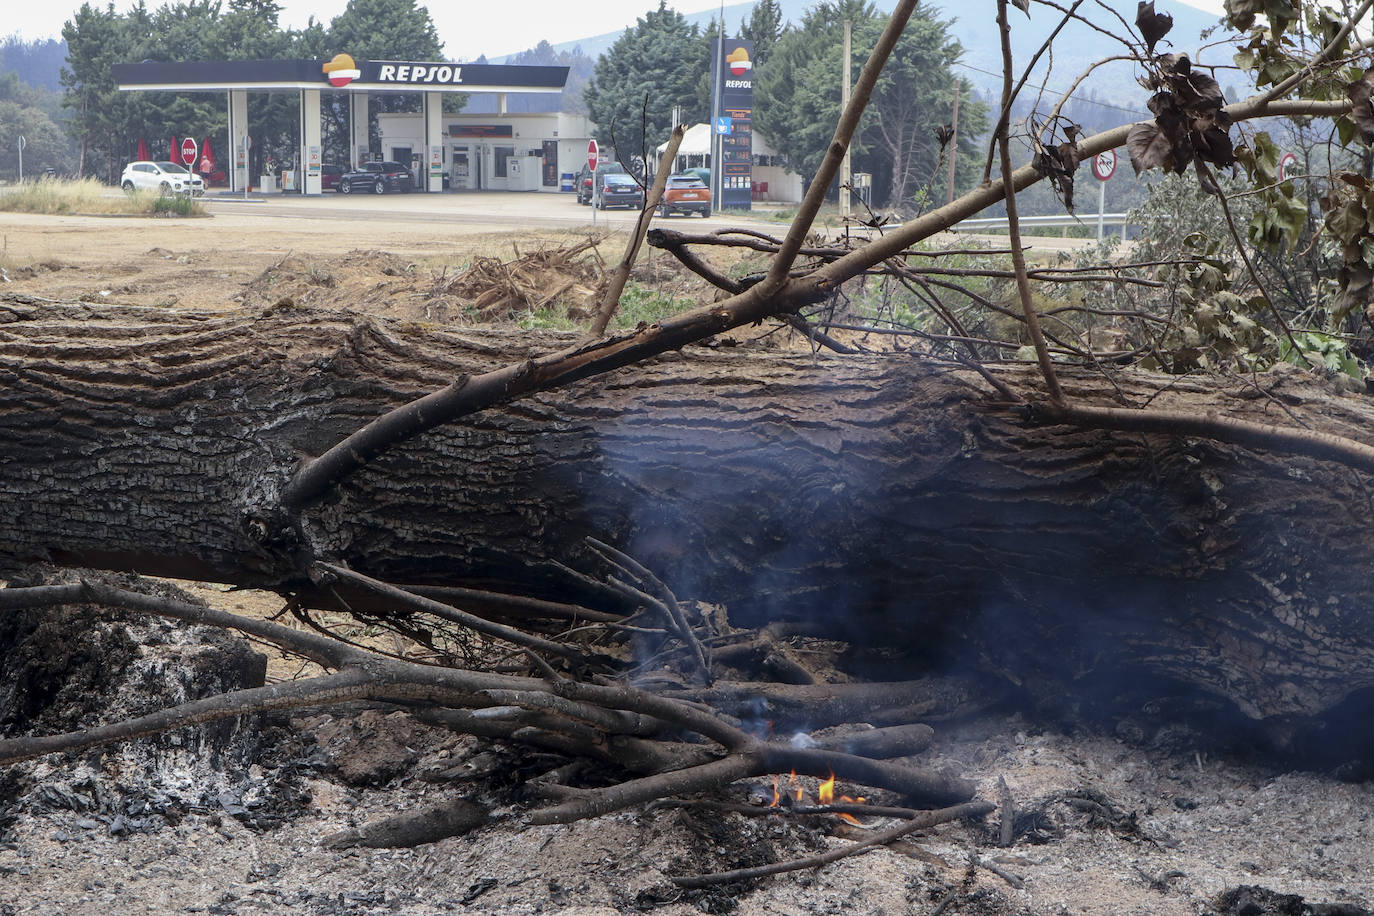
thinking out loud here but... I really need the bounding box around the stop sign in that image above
[587,139,598,172]
[181,137,198,168]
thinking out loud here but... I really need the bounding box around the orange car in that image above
[657,173,712,217]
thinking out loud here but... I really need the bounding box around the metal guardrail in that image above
[952,213,1130,231]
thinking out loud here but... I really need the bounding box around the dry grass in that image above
[0,177,207,217]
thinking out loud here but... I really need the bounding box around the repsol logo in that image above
[377,64,464,83]
[725,79,752,89]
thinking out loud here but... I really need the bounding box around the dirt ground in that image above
[0,208,618,314]
[1,208,1372,916]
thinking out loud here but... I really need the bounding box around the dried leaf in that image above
[1223,0,1259,30]
[1194,125,1235,169]
[1346,70,1374,143]
[1136,1,1174,54]
[1127,121,1173,175]
[1009,0,1030,14]
[1159,53,1191,77]
[1180,70,1224,110]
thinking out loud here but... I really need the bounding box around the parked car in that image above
[337,161,412,194]
[119,160,205,196]
[321,163,344,191]
[575,165,594,204]
[657,173,711,217]
[593,171,644,210]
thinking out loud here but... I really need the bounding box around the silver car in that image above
[120,160,206,196]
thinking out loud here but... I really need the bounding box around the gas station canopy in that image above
[112,58,569,94]
[112,57,571,195]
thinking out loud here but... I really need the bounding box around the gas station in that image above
[111,56,581,195]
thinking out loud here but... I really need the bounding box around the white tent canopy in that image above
[656,122,712,157]
[655,123,781,159]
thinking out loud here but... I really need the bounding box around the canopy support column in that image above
[300,88,322,195]
[228,89,250,192]
[424,91,443,192]
[350,91,370,167]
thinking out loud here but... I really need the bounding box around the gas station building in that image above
[111,56,594,195]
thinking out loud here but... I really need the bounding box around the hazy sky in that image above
[8,0,1228,61]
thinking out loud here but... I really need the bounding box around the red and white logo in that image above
[726,47,751,77]
[323,53,361,87]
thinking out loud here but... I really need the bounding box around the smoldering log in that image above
[4,297,1374,730]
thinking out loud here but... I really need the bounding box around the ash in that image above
[1,592,1372,915]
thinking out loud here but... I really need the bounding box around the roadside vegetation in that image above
[0,177,206,217]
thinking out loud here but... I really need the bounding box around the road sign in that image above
[1279,152,1298,183]
[181,137,198,167]
[1092,149,1117,181]
[587,139,598,173]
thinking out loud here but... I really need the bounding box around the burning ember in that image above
[768,771,868,826]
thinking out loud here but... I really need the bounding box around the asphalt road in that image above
[201,189,1099,252]
[202,188,772,232]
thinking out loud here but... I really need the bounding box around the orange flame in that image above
[763,772,868,825]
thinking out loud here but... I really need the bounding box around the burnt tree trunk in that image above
[4,296,1374,730]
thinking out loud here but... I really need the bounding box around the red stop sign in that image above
[181,138,198,167]
[587,139,598,173]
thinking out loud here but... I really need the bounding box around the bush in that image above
[0,178,206,217]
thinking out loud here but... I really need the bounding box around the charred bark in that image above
[4,297,1374,727]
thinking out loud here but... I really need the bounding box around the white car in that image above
[120,161,205,196]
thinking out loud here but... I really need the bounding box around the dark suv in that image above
[575,165,594,204]
[594,171,644,210]
[338,161,413,194]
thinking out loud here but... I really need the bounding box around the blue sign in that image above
[714,116,733,135]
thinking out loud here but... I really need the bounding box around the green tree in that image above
[756,0,983,210]
[755,0,878,192]
[61,2,148,180]
[739,0,782,68]
[0,99,69,180]
[860,7,986,208]
[583,1,706,164]
[327,0,443,63]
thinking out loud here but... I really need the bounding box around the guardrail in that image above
[952,212,1131,234]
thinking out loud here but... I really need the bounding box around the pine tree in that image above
[583,1,706,163]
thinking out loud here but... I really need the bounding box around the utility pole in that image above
[840,19,852,219]
[946,82,960,205]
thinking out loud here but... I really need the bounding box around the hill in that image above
[496,0,1225,124]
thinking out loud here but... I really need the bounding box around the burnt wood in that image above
[4,297,1374,728]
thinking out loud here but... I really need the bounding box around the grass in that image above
[613,283,696,327]
[0,178,208,217]
[516,281,698,332]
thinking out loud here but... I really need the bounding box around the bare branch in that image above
[671,800,996,888]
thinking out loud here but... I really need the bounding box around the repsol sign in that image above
[725,79,752,89]
[375,63,464,84]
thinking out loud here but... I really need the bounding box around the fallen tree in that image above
[4,295,1374,729]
